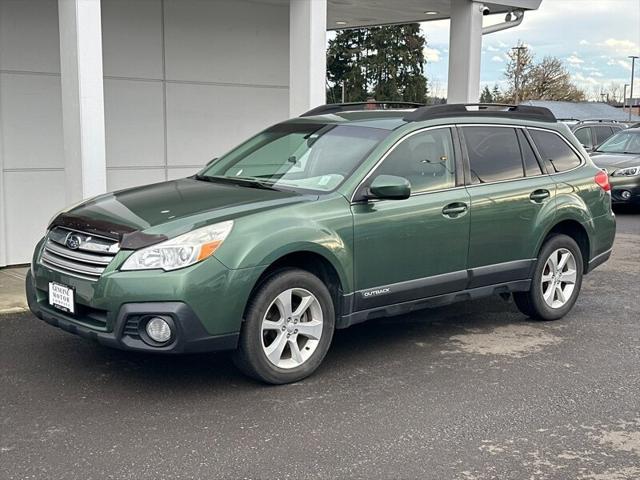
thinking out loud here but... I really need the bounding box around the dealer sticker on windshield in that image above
[48,282,75,314]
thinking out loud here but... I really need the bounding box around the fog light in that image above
[145,317,172,343]
[621,190,632,200]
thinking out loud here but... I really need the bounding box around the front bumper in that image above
[609,176,640,204]
[26,271,239,353]
[26,237,262,353]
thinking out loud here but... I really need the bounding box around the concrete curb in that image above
[0,266,29,316]
[0,306,28,316]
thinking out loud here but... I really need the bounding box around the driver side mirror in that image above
[367,175,411,200]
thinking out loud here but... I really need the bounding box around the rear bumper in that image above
[26,271,239,354]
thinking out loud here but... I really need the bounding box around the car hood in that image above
[590,152,640,172]
[50,177,314,249]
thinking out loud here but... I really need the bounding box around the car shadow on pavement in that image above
[30,295,528,391]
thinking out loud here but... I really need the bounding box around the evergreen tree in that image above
[480,85,493,103]
[492,84,503,103]
[326,29,369,103]
[327,24,428,103]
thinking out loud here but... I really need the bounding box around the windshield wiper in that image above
[195,174,281,191]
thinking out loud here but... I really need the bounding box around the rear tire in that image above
[233,268,335,384]
[514,234,583,321]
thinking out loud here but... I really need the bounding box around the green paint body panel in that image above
[28,110,616,346]
[352,189,470,290]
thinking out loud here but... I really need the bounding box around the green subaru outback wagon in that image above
[26,103,616,384]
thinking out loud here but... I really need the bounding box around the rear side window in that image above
[462,127,523,184]
[594,126,614,145]
[574,127,593,149]
[517,129,543,176]
[529,129,582,173]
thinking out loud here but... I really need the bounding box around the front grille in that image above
[40,227,120,281]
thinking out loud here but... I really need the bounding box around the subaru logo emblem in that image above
[66,234,82,250]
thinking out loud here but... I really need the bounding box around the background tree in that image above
[326,29,369,103]
[504,43,534,102]
[492,84,504,103]
[597,82,624,104]
[526,57,585,101]
[480,85,493,103]
[501,43,585,102]
[327,24,428,103]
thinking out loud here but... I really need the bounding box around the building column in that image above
[58,0,107,203]
[447,0,483,103]
[289,0,327,117]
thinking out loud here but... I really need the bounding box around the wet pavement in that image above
[1,211,638,479]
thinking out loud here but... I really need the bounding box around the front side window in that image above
[199,123,388,192]
[574,127,593,149]
[375,128,456,194]
[462,127,524,184]
[529,129,582,173]
[596,131,640,154]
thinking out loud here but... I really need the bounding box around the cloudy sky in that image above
[421,0,640,99]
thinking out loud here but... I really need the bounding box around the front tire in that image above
[233,268,335,384]
[514,234,583,321]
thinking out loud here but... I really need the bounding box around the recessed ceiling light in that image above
[424,11,439,15]
[335,20,348,26]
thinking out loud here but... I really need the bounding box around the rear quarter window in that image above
[529,129,582,173]
[573,127,593,149]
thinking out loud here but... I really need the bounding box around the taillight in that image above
[595,170,611,192]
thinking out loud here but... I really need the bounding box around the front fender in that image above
[214,195,354,293]
[255,239,352,293]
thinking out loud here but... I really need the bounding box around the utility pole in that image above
[629,56,638,121]
[512,46,526,105]
[623,83,629,110]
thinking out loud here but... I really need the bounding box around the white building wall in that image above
[0,0,65,266]
[0,0,290,265]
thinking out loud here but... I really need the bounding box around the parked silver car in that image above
[571,120,626,152]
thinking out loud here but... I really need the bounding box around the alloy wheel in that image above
[541,248,577,309]
[261,288,324,369]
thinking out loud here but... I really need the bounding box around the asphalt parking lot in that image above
[1,211,638,480]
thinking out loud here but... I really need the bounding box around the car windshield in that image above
[595,130,640,154]
[197,123,388,193]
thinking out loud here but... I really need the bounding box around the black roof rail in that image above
[403,103,557,123]
[300,101,425,117]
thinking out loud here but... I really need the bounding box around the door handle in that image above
[442,202,468,217]
[529,189,550,202]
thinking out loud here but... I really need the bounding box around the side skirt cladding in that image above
[338,259,535,329]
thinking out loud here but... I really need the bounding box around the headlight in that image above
[121,221,233,271]
[612,166,640,177]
